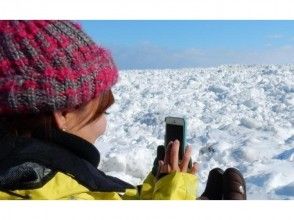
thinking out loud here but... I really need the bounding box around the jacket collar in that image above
[0,127,134,192]
[32,128,100,167]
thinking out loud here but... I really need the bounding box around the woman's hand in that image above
[156,139,198,178]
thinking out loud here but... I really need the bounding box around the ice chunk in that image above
[240,118,262,129]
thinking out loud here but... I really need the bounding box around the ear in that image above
[53,110,68,130]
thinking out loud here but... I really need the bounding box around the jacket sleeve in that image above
[138,171,198,200]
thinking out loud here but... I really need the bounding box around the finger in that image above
[180,146,192,172]
[170,139,180,170]
[164,141,173,165]
[159,160,171,174]
[189,162,199,175]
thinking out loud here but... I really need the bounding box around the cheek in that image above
[69,114,107,144]
[94,114,107,138]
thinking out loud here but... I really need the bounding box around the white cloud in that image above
[265,43,272,47]
[267,34,284,39]
[107,42,294,70]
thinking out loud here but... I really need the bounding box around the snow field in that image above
[95,65,294,199]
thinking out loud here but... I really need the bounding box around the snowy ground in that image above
[95,65,294,200]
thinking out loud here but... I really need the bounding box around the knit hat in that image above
[0,20,118,114]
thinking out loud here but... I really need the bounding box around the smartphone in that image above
[164,116,187,161]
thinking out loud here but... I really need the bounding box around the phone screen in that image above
[165,124,184,160]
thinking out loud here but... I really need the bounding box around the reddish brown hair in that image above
[0,90,115,138]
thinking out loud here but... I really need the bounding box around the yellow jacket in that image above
[0,171,197,200]
[0,128,197,200]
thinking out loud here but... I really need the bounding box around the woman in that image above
[0,20,200,200]
[0,20,246,200]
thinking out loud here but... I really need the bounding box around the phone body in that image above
[164,116,187,161]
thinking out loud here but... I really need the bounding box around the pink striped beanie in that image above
[0,20,118,114]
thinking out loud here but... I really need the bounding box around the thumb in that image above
[189,162,199,175]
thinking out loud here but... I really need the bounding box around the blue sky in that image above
[79,21,294,70]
